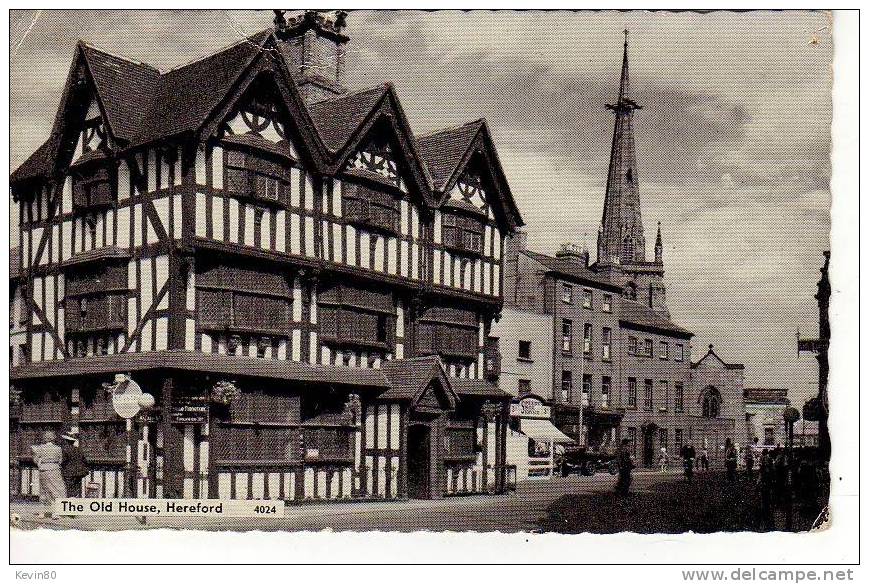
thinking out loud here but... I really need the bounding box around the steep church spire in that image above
[654,221,663,263]
[597,30,646,266]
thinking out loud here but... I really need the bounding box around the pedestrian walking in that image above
[60,430,90,498]
[659,446,669,472]
[681,443,696,482]
[700,447,710,471]
[615,438,635,496]
[30,430,66,519]
[725,438,738,481]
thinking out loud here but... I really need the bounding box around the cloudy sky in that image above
[9,10,832,407]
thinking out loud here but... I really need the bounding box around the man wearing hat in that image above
[60,429,89,498]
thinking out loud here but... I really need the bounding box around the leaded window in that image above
[442,212,484,255]
[196,261,292,336]
[318,282,395,350]
[224,149,289,206]
[343,182,398,234]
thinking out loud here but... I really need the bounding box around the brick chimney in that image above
[273,10,349,102]
[503,229,528,307]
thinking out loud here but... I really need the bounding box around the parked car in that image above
[556,445,618,476]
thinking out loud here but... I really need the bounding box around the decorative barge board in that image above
[9,11,523,504]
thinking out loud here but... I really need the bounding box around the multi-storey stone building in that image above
[501,32,745,467]
[9,11,524,502]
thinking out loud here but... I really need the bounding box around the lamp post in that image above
[108,374,156,498]
[782,406,801,531]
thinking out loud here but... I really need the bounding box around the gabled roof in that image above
[80,43,162,142]
[522,249,619,291]
[132,29,273,146]
[418,119,524,229]
[379,355,457,407]
[417,120,485,191]
[11,139,55,184]
[308,85,390,152]
[619,301,693,339]
[11,22,524,230]
[691,344,744,369]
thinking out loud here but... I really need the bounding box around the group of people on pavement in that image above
[614,435,828,531]
[615,436,769,493]
[29,429,90,519]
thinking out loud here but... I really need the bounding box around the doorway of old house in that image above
[407,424,431,499]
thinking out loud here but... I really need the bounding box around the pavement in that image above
[10,471,683,532]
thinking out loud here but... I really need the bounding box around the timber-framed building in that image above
[10,11,523,502]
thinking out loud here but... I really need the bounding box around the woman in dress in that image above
[31,430,67,519]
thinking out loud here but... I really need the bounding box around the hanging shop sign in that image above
[170,395,209,424]
[509,396,551,419]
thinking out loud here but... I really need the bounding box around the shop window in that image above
[764,427,775,446]
[343,182,399,234]
[442,212,484,255]
[528,438,551,459]
[225,149,289,207]
[674,429,683,451]
[627,427,637,455]
[659,428,668,451]
[302,427,353,461]
[78,422,126,462]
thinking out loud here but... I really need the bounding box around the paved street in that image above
[11,470,683,532]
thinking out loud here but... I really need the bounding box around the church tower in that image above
[594,31,668,315]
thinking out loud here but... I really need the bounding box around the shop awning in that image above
[521,419,574,444]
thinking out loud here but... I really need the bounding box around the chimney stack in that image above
[556,243,587,266]
[273,10,350,102]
